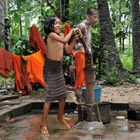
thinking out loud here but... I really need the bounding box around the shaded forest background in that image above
[0,0,140,86]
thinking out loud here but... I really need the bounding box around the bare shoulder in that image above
[78,22,86,35]
[49,32,59,38]
[78,21,85,29]
[48,32,63,41]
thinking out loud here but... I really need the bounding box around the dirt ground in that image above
[101,83,140,103]
[0,82,140,104]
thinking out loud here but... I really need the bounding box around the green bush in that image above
[102,67,122,86]
[124,73,136,83]
[0,76,6,87]
[0,73,15,88]
[11,35,35,55]
[120,48,133,71]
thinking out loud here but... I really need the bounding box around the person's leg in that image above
[57,99,71,128]
[41,101,51,136]
[75,88,83,102]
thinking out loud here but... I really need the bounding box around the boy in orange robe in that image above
[74,8,98,101]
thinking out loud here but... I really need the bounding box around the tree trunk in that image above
[97,0,124,75]
[0,0,9,50]
[60,0,69,22]
[131,0,140,73]
[119,35,122,51]
[19,17,22,37]
[0,1,5,42]
[59,0,62,20]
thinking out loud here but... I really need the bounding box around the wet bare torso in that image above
[77,20,92,53]
[46,34,64,61]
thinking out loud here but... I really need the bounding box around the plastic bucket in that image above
[81,85,102,103]
[94,85,102,103]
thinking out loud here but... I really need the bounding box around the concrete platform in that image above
[0,93,139,124]
[0,97,140,140]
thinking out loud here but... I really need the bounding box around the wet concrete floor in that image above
[0,112,140,140]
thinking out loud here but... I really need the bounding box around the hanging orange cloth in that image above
[64,23,71,36]
[74,50,86,89]
[0,24,47,94]
[28,24,46,88]
[0,48,13,78]
[25,50,46,88]
[64,23,75,56]
[13,54,32,94]
[29,24,47,55]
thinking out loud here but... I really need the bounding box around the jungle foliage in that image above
[0,0,140,85]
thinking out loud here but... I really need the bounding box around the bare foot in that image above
[41,125,49,136]
[56,117,71,129]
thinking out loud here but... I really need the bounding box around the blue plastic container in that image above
[94,85,102,103]
[81,85,102,103]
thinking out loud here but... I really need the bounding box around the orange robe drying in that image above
[25,51,46,88]
[13,54,32,93]
[0,48,13,78]
[29,24,46,55]
[64,23,71,36]
[0,25,46,94]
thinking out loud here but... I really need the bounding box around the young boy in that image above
[41,15,81,136]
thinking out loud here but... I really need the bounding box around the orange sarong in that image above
[74,50,86,89]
